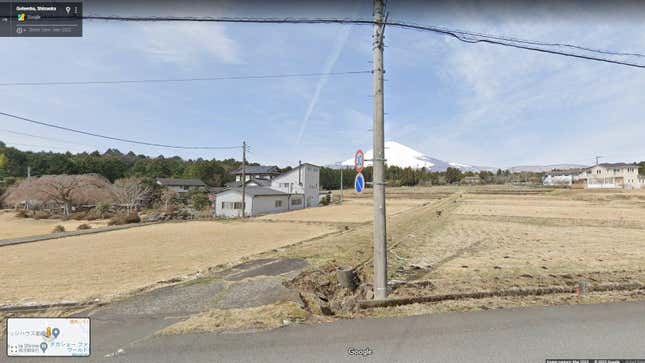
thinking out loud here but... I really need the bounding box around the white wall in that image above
[582,165,641,189]
[215,191,304,217]
[543,175,573,186]
[271,164,320,207]
[214,190,253,218]
[251,195,291,216]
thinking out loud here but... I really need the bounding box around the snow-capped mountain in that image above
[339,141,485,172]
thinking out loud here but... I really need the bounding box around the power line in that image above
[2,142,85,152]
[81,15,645,68]
[0,70,371,87]
[396,21,645,58]
[0,128,96,148]
[0,111,242,150]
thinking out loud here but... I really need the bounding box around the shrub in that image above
[190,192,210,210]
[77,223,91,230]
[15,210,28,218]
[51,225,65,233]
[320,194,331,206]
[108,212,140,226]
[95,202,111,218]
[33,211,51,220]
[124,212,141,224]
[70,211,88,220]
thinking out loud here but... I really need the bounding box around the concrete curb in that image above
[357,282,645,309]
[0,222,162,248]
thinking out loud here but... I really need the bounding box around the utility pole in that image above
[27,166,31,180]
[372,0,387,300]
[595,155,603,166]
[241,141,246,218]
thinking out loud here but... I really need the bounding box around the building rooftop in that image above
[546,168,584,176]
[225,178,272,188]
[218,186,291,197]
[596,163,639,168]
[231,165,280,175]
[156,178,206,187]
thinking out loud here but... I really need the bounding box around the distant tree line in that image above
[0,140,249,187]
[318,166,517,190]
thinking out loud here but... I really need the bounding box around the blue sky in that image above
[1,0,645,168]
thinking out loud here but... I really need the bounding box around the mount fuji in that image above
[339,141,489,172]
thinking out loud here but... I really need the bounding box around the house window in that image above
[280,183,289,188]
[222,202,242,209]
[275,200,282,207]
[291,198,302,206]
[596,170,601,174]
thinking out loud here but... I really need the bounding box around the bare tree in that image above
[4,174,113,215]
[112,177,151,212]
[160,188,178,210]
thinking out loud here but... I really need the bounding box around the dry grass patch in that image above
[0,210,108,239]
[455,196,645,223]
[158,301,309,335]
[390,191,645,296]
[257,198,425,224]
[0,221,336,305]
[430,219,645,293]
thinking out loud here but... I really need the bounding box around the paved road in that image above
[6,301,644,362]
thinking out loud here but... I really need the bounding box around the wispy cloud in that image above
[137,22,241,66]
[296,1,360,145]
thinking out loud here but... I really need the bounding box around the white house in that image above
[214,162,320,218]
[270,163,320,207]
[231,165,281,182]
[214,187,304,218]
[578,163,642,189]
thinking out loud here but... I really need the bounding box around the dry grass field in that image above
[257,198,426,223]
[390,189,645,297]
[0,210,108,239]
[0,220,336,305]
[3,185,645,320]
[247,186,645,314]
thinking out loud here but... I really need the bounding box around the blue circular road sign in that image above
[354,173,365,193]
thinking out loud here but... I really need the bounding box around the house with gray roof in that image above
[231,165,281,182]
[156,178,207,194]
[214,186,304,218]
[224,178,272,188]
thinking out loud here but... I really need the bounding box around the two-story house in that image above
[215,162,320,218]
[270,163,320,207]
[230,165,281,182]
[578,163,642,189]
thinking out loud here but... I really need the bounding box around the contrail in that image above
[296,5,358,145]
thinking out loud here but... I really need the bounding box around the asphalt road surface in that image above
[5,301,645,362]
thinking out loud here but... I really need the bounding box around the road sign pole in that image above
[241,141,246,218]
[372,0,387,300]
[340,166,343,203]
